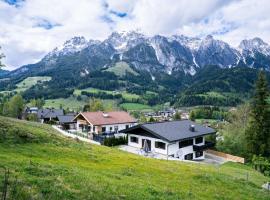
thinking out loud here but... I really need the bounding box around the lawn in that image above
[0,116,269,200]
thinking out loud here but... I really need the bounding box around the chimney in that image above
[189,124,195,132]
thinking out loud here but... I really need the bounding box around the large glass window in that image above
[184,153,193,160]
[195,137,203,144]
[179,139,193,148]
[155,141,166,150]
[195,151,203,158]
[130,136,138,143]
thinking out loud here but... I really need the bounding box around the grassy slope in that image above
[44,97,118,111]
[0,76,51,94]
[0,117,269,200]
[120,103,153,112]
[74,87,140,102]
[105,61,139,77]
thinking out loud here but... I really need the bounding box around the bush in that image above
[252,155,270,176]
[103,136,127,147]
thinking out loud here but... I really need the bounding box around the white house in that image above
[121,120,215,160]
[73,111,137,138]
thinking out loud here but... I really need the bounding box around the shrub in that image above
[103,136,127,147]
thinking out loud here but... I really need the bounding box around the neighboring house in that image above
[73,111,137,138]
[22,107,39,119]
[57,114,76,130]
[37,108,64,123]
[121,120,215,161]
[25,107,39,114]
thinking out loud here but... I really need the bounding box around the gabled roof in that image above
[57,114,76,124]
[37,109,64,119]
[121,120,216,142]
[74,111,137,126]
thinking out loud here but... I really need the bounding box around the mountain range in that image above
[1,31,270,107]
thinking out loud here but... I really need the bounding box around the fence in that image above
[206,149,245,164]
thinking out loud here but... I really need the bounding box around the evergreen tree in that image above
[173,111,181,120]
[245,71,270,157]
[189,110,196,121]
[148,116,156,122]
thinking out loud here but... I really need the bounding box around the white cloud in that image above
[1,0,270,70]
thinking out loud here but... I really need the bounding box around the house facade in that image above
[121,120,215,160]
[73,111,137,138]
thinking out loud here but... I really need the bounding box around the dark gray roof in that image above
[122,120,215,142]
[37,109,64,119]
[57,115,76,123]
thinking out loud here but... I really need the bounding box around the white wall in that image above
[128,134,206,160]
[128,134,168,155]
[101,123,137,133]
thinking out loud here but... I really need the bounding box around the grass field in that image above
[105,61,139,77]
[0,116,269,199]
[0,76,51,94]
[44,97,118,111]
[74,87,140,101]
[15,76,52,92]
[120,103,153,111]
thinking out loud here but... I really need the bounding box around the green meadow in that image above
[0,117,269,199]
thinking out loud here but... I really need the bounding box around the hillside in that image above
[0,116,269,200]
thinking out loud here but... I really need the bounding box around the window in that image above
[184,153,193,160]
[114,126,118,131]
[130,136,138,143]
[93,126,96,132]
[125,125,129,129]
[179,139,193,148]
[110,127,113,131]
[101,127,106,132]
[155,141,166,150]
[195,151,203,158]
[195,137,203,144]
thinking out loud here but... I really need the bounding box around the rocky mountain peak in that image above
[239,37,269,53]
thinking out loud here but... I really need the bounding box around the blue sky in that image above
[1,0,270,70]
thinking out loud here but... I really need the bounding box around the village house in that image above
[121,120,215,161]
[73,111,137,139]
[57,113,76,130]
[37,108,64,123]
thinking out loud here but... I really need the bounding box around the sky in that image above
[0,0,270,70]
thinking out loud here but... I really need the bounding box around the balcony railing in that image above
[193,141,215,151]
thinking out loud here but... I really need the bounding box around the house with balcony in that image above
[73,111,137,139]
[120,120,215,160]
